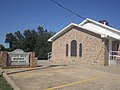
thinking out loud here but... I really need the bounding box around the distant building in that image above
[48,18,120,66]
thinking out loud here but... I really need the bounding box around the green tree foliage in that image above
[5,33,17,51]
[5,26,55,59]
[0,44,5,51]
[99,20,110,26]
[14,31,24,49]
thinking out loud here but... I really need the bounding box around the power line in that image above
[50,0,86,19]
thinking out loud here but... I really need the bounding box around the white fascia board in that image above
[81,26,107,37]
[79,18,120,40]
[48,23,75,42]
[83,22,120,40]
[48,18,120,42]
[86,18,120,34]
[48,22,106,42]
[80,18,120,35]
[79,19,88,26]
[101,34,108,38]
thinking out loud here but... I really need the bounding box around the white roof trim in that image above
[48,23,75,42]
[80,18,120,34]
[48,18,120,42]
[48,23,107,42]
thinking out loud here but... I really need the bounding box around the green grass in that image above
[0,76,13,90]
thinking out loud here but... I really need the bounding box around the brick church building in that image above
[48,18,120,66]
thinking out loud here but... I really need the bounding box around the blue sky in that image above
[0,0,120,47]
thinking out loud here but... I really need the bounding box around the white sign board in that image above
[8,49,29,66]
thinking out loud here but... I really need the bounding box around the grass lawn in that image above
[0,76,13,90]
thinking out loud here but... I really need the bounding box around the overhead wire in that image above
[50,0,86,19]
[50,0,103,63]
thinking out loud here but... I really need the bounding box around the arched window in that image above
[79,43,82,57]
[71,40,77,57]
[66,44,68,56]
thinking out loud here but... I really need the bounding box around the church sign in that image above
[8,49,29,66]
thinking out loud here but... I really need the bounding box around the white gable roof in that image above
[48,18,120,42]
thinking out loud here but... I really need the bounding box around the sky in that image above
[0,0,120,47]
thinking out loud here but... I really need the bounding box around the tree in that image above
[5,33,17,49]
[23,29,40,52]
[0,44,5,51]
[99,20,110,26]
[14,31,24,49]
[5,26,55,59]
[37,26,44,35]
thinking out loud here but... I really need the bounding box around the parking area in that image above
[3,61,120,90]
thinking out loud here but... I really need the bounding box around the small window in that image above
[79,43,82,57]
[71,40,77,57]
[66,44,68,56]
